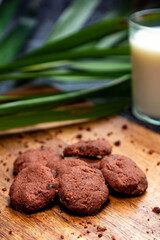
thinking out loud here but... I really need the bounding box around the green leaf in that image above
[0,0,21,37]
[0,46,130,73]
[0,74,130,116]
[21,17,127,57]
[0,17,36,66]
[0,71,129,82]
[0,59,131,82]
[96,30,128,49]
[47,0,100,42]
[70,59,131,72]
[0,98,130,131]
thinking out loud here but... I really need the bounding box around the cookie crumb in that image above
[152,207,160,214]
[2,187,7,192]
[146,168,149,172]
[107,132,113,136]
[60,235,64,239]
[24,141,29,148]
[5,177,10,182]
[76,134,82,139]
[157,161,160,166]
[122,124,128,130]
[114,140,121,146]
[35,139,45,144]
[111,236,116,240]
[86,218,92,224]
[18,134,24,139]
[9,231,13,235]
[77,234,82,238]
[86,127,91,131]
[97,225,107,232]
[148,149,154,155]
[98,233,103,238]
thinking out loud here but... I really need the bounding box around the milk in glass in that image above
[130,27,160,119]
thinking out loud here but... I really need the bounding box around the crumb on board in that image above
[76,134,82,139]
[157,161,160,166]
[114,140,121,146]
[86,127,91,131]
[145,168,149,172]
[152,207,160,214]
[97,225,107,232]
[122,124,128,130]
[60,235,64,239]
[2,188,7,192]
[98,233,103,238]
[107,132,113,137]
[148,149,154,155]
[77,234,82,238]
[111,236,116,240]
[9,231,13,235]
[4,177,10,182]
[78,126,83,130]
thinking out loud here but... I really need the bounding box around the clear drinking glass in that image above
[129,9,160,125]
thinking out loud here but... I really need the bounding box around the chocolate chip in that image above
[52,171,57,178]
[46,183,54,190]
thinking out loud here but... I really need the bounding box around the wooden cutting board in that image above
[0,116,160,240]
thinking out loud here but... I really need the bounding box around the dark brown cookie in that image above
[101,154,148,196]
[9,164,58,213]
[63,140,112,158]
[13,146,61,175]
[58,165,109,215]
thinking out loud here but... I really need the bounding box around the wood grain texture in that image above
[0,116,160,240]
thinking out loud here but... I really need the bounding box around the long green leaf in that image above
[0,74,130,116]
[47,0,100,42]
[0,60,131,82]
[0,17,36,66]
[0,17,126,73]
[96,30,128,49]
[0,0,21,37]
[70,60,131,72]
[0,98,130,131]
[0,46,130,74]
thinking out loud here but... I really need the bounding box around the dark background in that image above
[1,0,160,133]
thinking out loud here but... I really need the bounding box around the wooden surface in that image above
[0,116,160,240]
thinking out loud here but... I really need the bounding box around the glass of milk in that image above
[129,9,160,125]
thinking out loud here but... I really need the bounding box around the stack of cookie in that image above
[9,140,148,215]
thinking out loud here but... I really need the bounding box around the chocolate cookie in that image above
[58,165,109,215]
[9,164,58,213]
[63,140,112,158]
[13,146,61,175]
[101,154,148,196]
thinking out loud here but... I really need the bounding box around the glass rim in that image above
[129,8,160,31]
